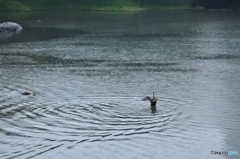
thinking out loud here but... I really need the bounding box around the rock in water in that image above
[0,22,23,33]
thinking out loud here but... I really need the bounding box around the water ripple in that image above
[0,94,187,158]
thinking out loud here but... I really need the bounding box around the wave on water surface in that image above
[0,94,186,158]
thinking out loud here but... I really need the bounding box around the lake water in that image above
[0,10,240,159]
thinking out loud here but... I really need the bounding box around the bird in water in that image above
[142,92,157,106]
[21,91,36,96]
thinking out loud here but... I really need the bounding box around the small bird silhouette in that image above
[142,92,157,106]
[21,91,36,96]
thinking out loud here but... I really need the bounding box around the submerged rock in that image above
[0,22,23,33]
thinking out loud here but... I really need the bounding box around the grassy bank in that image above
[0,0,199,12]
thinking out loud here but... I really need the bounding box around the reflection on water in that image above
[151,106,157,114]
[0,10,240,159]
[0,32,21,40]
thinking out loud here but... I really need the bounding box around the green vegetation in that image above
[0,0,200,12]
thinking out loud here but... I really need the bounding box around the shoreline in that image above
[0,2,203,12]
[1,0,239,12]
[0,7,204,13]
